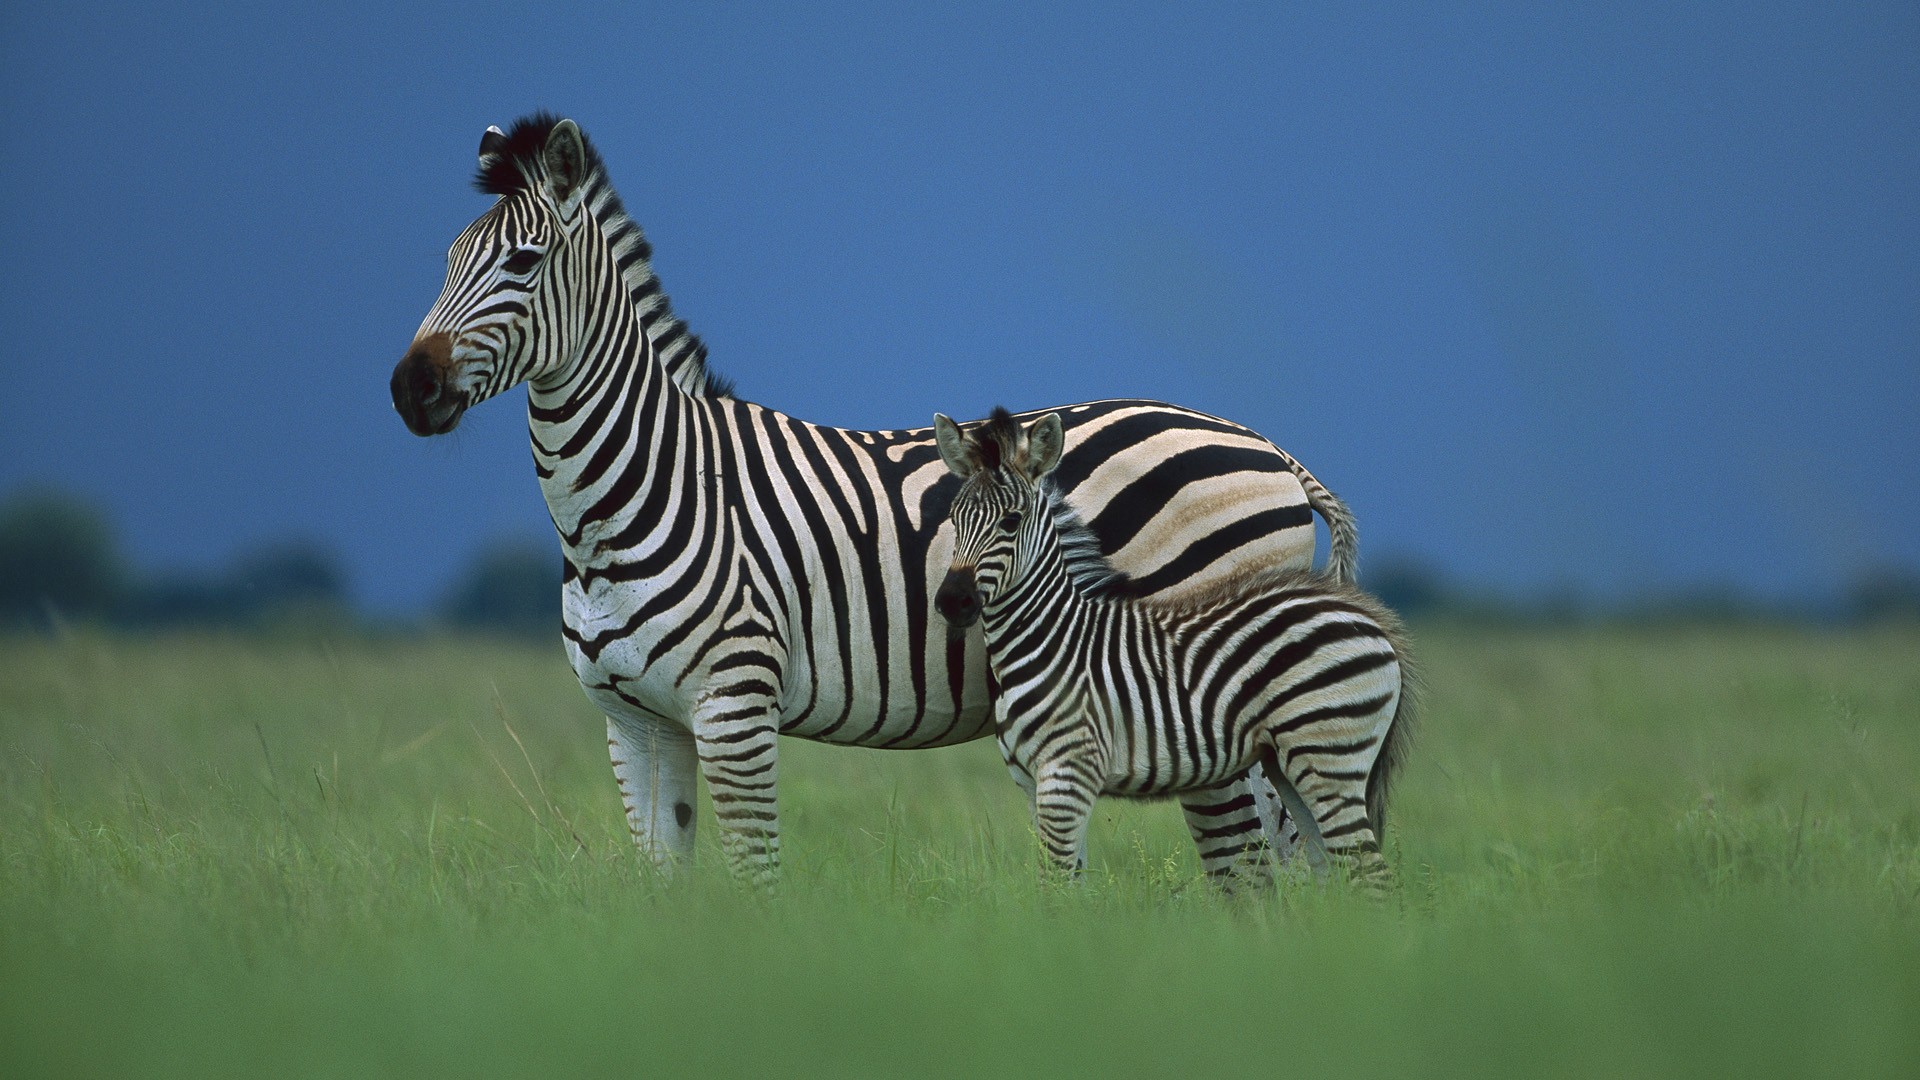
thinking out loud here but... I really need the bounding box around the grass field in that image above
[2,624,1917,1078]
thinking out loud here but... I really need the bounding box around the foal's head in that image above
[931,408,1066,627]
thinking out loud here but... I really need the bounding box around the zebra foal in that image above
[932,408,1416,891]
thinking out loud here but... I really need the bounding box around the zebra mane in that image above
[956,406,1130,597]
[473,112,736,400]
[955,406,1022,474]
[1042,483,1135,599]
[961,406,1059,478]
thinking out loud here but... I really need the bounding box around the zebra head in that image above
[932,408,1067,627]
[391,116,600,436]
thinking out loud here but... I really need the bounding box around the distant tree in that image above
[440,540,560,638]
[1364,556,1452,619]
[123,574,247,627]
[230,542,347,609]
[1847,565,1920,623]
[1629,583,1778,624]
[122,540,353,631]
[0,489,127,627]
[225,540,354,629]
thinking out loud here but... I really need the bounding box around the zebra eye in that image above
[998,510,1023,532]
[500,248,543,275]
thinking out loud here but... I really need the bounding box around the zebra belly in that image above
[769,608,997,748]
[554,400,1321,751]
[563,574,1000,747]
[564,550,1318,750]
[1100,691,1268,797]
[1104,755,1260,799]
[565,629,696,730]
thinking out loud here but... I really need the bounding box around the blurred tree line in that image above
[3,487,1917,636]
[0,489,559,638]
[1364,556,1920,626]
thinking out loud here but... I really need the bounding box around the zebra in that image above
[388,113,1360,889]
[930,407,1415,891]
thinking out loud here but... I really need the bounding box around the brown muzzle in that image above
[935,567,983,628]
[390,332,463,436]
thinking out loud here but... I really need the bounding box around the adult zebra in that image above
[389,114,1357,889]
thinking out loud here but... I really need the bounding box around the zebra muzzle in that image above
[390,333,464,436]
[935,568,983,628]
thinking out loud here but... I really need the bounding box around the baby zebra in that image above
[932,408,1416,891]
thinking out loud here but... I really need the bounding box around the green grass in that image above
[2,624,1917,1078]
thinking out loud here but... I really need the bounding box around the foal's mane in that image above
[1043,484,1130,599]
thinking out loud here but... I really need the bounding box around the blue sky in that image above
[2,2,1915,612]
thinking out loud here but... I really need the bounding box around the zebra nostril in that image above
[392,343,461,435]
[936,577,982,626]
[408,356,440,402]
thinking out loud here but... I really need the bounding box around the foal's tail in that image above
[1272,446,1358,585]
[1365,615,1421,845]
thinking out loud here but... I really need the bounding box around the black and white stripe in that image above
[932,409,1414,891]
[390,114,1359,888]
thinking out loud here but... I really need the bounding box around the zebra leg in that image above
[1177,766,1309,891]
[1263,766,1332,878]
[1266,747,1392,896]
[691,687,783,892]
[1178,780,1278,892]
[1030,755,1100,878]
[1246,763,1305,867]
[606,710,701,876]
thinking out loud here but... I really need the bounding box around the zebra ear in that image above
[542,119,589,210]
[933,414,974,478]
[1027,413,1065,477]
[478,125,508,168]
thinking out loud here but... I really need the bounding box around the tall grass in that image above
[2,625,1916,1077]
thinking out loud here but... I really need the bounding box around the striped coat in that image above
[390,114,1359,887]
[933,408,1414,889]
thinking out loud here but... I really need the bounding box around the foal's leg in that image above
[1262,745,1391,895]
[1179,778,1283,891]
[1247,764,1306,867]
[1030,753,1102,877]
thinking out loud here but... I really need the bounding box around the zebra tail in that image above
[1365,626,1421,846]
[1272,446,1358,585]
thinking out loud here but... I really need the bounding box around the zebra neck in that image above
[981,530,1096,664]
[525,267,714,563]
[582,180,721,398]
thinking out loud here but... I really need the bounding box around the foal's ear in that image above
[478,125,508,170]
[542,118,589,213]
[933,413,974,478]
[1027,412,1065,478]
